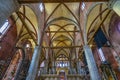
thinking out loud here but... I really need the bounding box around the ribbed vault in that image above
[10,0,115,69]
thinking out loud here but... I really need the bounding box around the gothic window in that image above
[0,20,10,38]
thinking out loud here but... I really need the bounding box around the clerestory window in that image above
[81,2,85,10]
[0,20,10,38]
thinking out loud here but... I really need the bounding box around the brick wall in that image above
[0,17,17,79]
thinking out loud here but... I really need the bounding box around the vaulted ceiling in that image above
[11,0,114,63]
[18,0,109,3]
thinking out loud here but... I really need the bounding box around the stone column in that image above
[44,60,48,74]
[26,46,41,80]
[77,61,81,74]
[0,0,20,27]
[52,52,56,74]
[84,45,101,80]
[52,61,56,74]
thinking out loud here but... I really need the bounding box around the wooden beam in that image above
[55,60,74,61]
[42,45,82,49]
[45,30,80,33]
[18,0,109,3]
